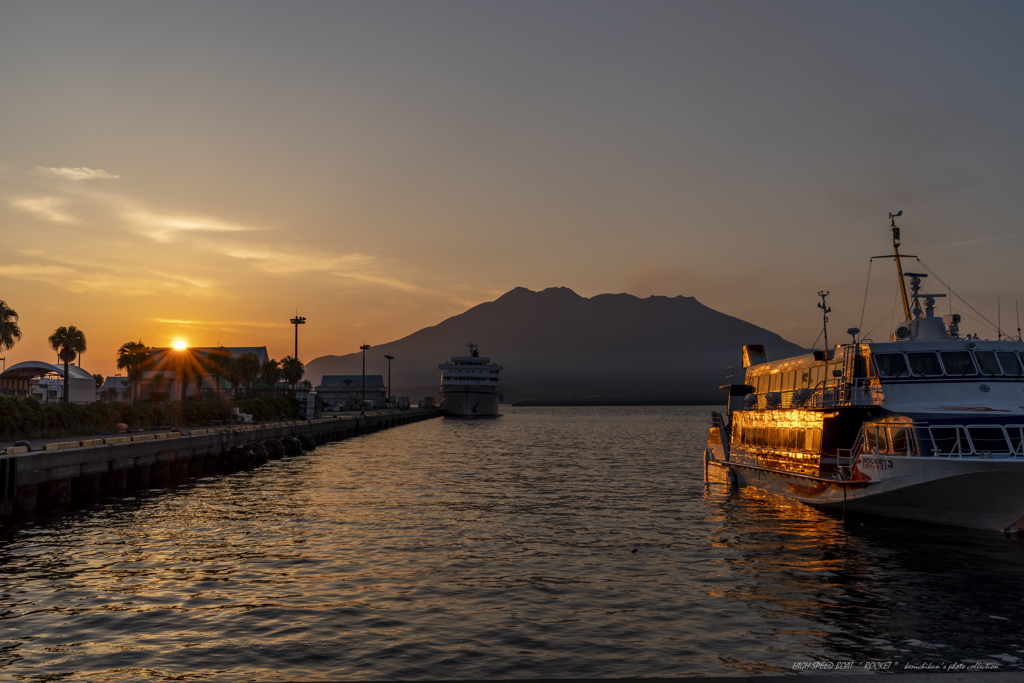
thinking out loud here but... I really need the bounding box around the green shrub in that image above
[0,393,302,441]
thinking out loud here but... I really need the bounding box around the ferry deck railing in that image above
[746,379,884,411]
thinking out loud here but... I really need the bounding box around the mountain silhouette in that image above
[304,286,806,402]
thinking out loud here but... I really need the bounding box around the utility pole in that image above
[290,314,306,360]
[384,355,394,408]
[360,344,370,415]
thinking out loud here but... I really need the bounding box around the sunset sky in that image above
[3,1,1024,378]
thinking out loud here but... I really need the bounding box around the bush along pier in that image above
[0,408,442,518]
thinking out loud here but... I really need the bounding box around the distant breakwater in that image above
[0,409,442,518]
[512,400,719,407]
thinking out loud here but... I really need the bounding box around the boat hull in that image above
[707,455,1024,531]
[440,386,500,417]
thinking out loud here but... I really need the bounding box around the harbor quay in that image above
[0,407,442,518]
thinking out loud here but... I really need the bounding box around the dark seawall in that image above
[0,408,443,518]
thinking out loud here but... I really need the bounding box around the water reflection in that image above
[0,407,1021,680]
[705,474,1024,670]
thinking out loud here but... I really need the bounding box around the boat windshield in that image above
[940,351,978,377]
[908,352,943,377]
[874,353,910,378]
[998,352,1023,376]
[975,351,1002,376]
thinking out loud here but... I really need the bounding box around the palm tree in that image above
[151,373,168,402]
[116,341,151,402]
[93,373,104,388]
[48,326,87,403]
[0,300,22,353]
[206,347,234,400]
[281,355,304,390]
[236,352,261,396]
[260,358,282,392]
[187,358,207,400]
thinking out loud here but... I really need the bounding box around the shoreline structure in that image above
[0,408,442,518]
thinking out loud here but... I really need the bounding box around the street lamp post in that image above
[384,354,394,408]
[290,314,306,361]
[360,344,370,415]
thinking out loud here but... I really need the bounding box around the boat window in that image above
[864,426,888,453]
[810,428,821,452]
[758,427,766,447]
[874,353,910,378]
[940,351,978,376]
[799,369,810,388]
[930,426,969,455]
[974,351,1002,376]
[1006,426,1024,454]
[999,352,1023,377]
[888,427,910,455]
[908,352,943,377]
[769,373,780,392]
[967,426,1011,454]
[757,374,768,393]
[782,372,795,391]
[778,427,789,449]
[769,427,779,448]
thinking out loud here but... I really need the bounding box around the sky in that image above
[3,0,1024,378]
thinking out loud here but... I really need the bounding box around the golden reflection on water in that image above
[703,467,1024,671]
[0,406,1023,680]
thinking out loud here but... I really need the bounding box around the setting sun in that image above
[173,340,187,350]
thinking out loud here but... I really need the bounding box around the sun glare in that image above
[173,340,187,350]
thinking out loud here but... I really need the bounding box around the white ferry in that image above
[705,217,1024,531]
[439,343,502,417]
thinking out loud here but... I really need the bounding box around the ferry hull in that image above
[441,387,500,417]
[707,455,1024,531]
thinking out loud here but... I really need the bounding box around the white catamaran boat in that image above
[705,215,1024,531]
[439,343,502,417]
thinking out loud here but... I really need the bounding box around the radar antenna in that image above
[466,341,479,357]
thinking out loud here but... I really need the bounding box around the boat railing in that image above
[710,410,731,459]
[836,428,865,480]
[747,380,884,410]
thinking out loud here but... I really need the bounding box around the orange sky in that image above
[4,2,1024,379]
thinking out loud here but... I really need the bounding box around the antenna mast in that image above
[890,211,911,321]
[817,291,831,350]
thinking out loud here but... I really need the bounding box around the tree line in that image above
[0,299,305,405]
[109,344,305,403]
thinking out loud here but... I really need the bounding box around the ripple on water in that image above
[1,406,1024,680]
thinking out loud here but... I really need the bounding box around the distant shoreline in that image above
[509,400,720,407]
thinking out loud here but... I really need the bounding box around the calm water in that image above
[3,406,1024,680]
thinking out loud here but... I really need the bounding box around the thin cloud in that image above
[10,196,78,223]
[125,209,260,243]
[35,166,120,181]
[216,243,424,292]
[151,318,270,327]
[0,263,76,280]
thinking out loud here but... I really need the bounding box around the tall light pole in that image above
[360,344,370,415]
[384,355,394,408]
[290,314,306,360]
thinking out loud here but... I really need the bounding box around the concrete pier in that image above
[0,409,442,518]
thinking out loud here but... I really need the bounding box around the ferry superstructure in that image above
[439,343,502,417]
[705,217,1024,531]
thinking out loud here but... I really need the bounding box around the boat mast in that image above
[890,211,911,321]
[817,291,831,350]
